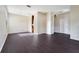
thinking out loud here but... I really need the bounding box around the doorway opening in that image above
[54,12,70,34]
[32,15,34,33]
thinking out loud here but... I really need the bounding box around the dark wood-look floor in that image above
[1,32,79,53]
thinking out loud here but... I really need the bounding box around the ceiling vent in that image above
[26,5,31,8]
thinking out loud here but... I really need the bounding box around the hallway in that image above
[1,32,79,53]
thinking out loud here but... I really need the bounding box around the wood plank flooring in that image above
[1,32,79,53]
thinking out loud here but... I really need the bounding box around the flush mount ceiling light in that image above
[26,5,31,8]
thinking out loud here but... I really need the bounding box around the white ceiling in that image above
[7,5,70,16]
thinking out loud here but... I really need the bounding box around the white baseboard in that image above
[0,33,8,52]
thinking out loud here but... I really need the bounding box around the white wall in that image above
[51,13,54,34]
[8,13,32,33]
[54,12,70,34]
[70,6,79,40]
[0,6,8,52]
[47,12,52,34]
[37,12,47,34]
[36,12,54,34]
[34,12,38,33]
